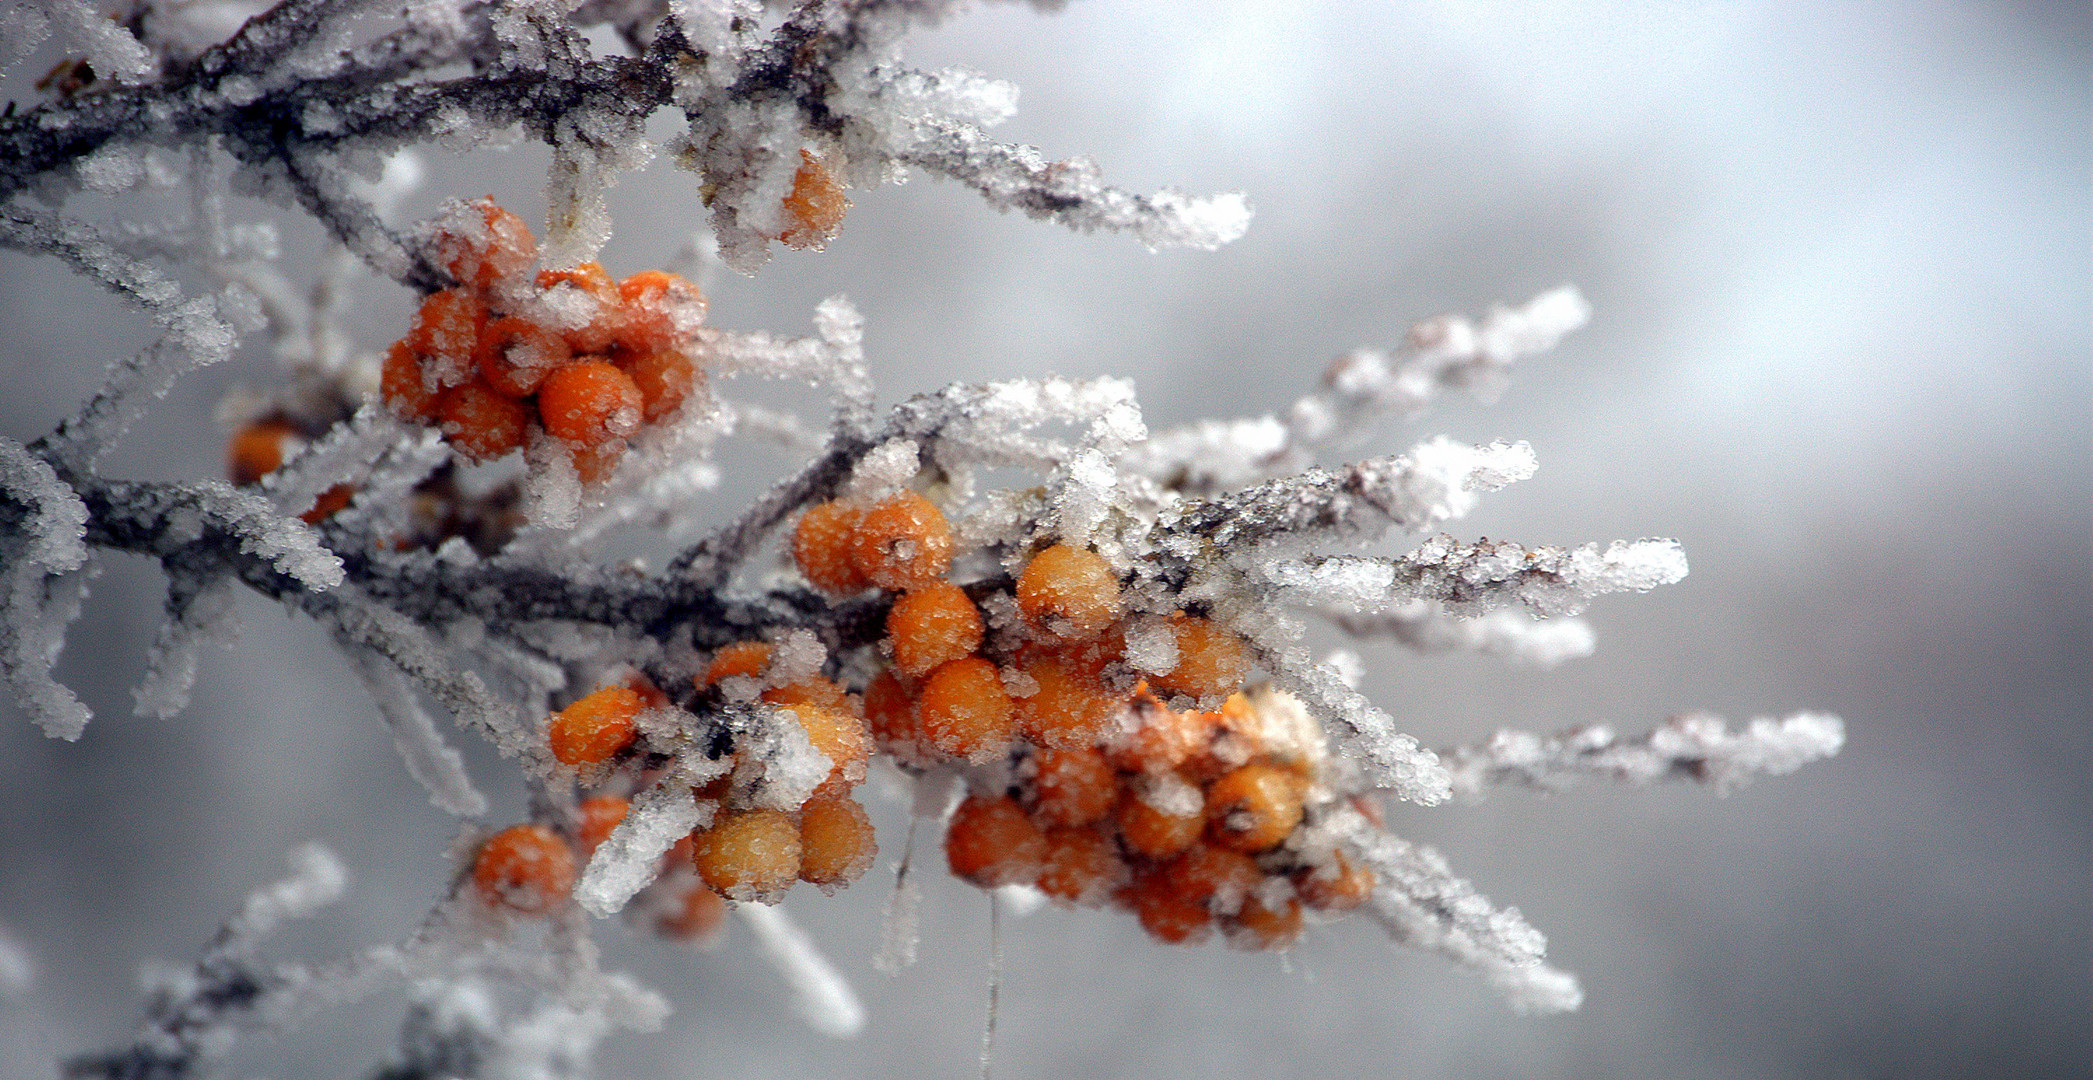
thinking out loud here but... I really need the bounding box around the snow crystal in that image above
[846,440,921,505]
[1119,615,1178,677]
[576,775,712,917]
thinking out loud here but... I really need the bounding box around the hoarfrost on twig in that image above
[1443,711,1848,798]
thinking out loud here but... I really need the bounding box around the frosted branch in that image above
[1443,711,1848,799]
[1332,602,1596,668]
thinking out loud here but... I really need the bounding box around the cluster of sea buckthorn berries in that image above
[379,198,706,482]
[789,488,1379,950]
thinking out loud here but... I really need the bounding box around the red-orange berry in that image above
[614,270,705,356]
[407,289,487,381]
[538,360,642,447]
[1116,778,1205,860]
[227,418,300,486]
[1151,613,1250,701]
[699,642,772,691]
[793,501,869,595]
[437,381,533,462]
[779,149,850,251]
[656,880,728,942]
[850,491,952,591]
[886,581,984,678]
[616,350,698,424]
[917,657,1015,764]
[381,339,440,420]
[1104,688,1209,774]
[1204,763,1306,853]
[1226,894,1304,951]
[863,669,924,760]
[1037,826,1129,907]
[476,316,571,397]
[1122,868,1211,945]
[798,795,877,890]
[472,823,576,915]
[944,794,1047,887]
[1029,745,1117,829]
[434,198,536,293]
[576,795,630,858]
[548,685,644,767]
[1015,544,1121,639]
[761,676,854,715]
[297,483,356,525]
[537,262,620,354]
[567,438,625,485]
[690,809,802,902]
[1014,648,1122,750]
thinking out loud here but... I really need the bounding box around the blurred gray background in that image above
[2,1,2086,1078]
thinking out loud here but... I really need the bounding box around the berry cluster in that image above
[379,198,707,482]
[791,487,1378,950]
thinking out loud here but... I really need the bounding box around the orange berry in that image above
[434,198,536,293]
[886,581,984,678]
[548,685,644,767]
[616,349,698,423]
[298,483,356,525]
[1204,763,1305,853]
[850,491,952,591]
[1015,543,1120,639]
[1014,648,1122,750]
[761,676,854,715]
[656,880,728,942]
[777,702,869,800]
[1122,868,1210,945]
[779,149,850,250]
[793,500,869,594]
[1029,746,1116,829]
[863,669,922,753]
[437,381,533,462]
[1037,826,1128,907]
[699,641,772,691]
[944,794,1047,887]
[1163,844,1261,906]
[227,418,300,486]
[475,316,571,397]
[472,823,576,915]
[536,262,620,353]
[626,673,673,709]
[614,270,705,355]
[1104,688,1209,774]
[917,657,1015,764]
[381,339,439,420]
[1226,894,1304,951]
[576,795,630,858]
[1151,614,1250,701]
[690,809,802,902]
[798,795,877,890]
[1116,778,1204,860]
[407,289,487,382]
[538,360,642,447]
[1294,851,1376,912]
[567,438,625,485]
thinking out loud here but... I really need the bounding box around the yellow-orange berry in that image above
[690,809,802,902]
[1204,763,1305,853]
[298,483,356,525]
[227,418,300,486]
[576,795,630,858]
[1014,649,1122,750]
[850,491,952,591]
[548,685,643,767]
[1029,745,1117,829]
[567,438,625,485]
[381,339,439,420]
[1226,894,1303,951]
[1116,778,1205,860]
[793,501,868,595]
[407,289,487,380]
[886,581,984,678]
[944,794,1047,887]
[437,381,533,462]
[434,198,536,293]
[472,823,576,915]
[656,880,729,942]
[476,316,571,397]
[699,641,772,691]
[1037,826,1128,907]
[863,669,921,751]
[1294,851,1376,912]
[762,676,853,714]
[798,795,877,889]
[616,350,698,423]
[1015,543,1121,639]
[537,262,620,354]
[1162,845,1263,932]
[1122,868,1210,945]
[917,657,1015,764]
[1104,688,1210,774]
[1151,613,1250,701]
[779,150,850,250]
[538,360,642,447]
[614,270,705,356]
[777,702,869,800]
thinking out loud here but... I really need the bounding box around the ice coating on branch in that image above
[0,438,88,572]
[223,843,349,954]
[1443,712,1847,798]
[739,903,866,1038]
[347,646,489,817]
[1334,602,1596,668]
[133,569,240,718]
[577,770,715,916]
[0,442,94,738]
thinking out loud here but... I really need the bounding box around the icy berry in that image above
[850,491,952,591]
[779,149,850,251]
[944,794,1047,888]
[407,289,487,382]
[1226,895,1304,951]
[699,641,771,691]
[656,880,728,943]
[548,685,643,767]
[1205,763,1306,853]
[1122,867,1211,945]
[617,350,697,424]
[761,676,853,715]
[476,316,570,397]
[690,809,802,902]
[1295,851,1376,912]
[472,823,575,915]
[437,381,532,462]
[1029,745,1117,829]
[793,500,869,595]
[1116,776,1205,860]
[777,702,869,799]
[886,581,984,678]
[433,197,535,294]
[1037,826,1128,907]
[381,339,439,420]
[615,270,705,356]
[538,360,642,447]
[536,262,620,353]
[1015,543,1121,639]
[227,418,301,486]
[1152,613,1250,701]
[575,795,630,858]
[798,795,877,890]
[1015,647,1123,750]
[917,657,1015,764]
